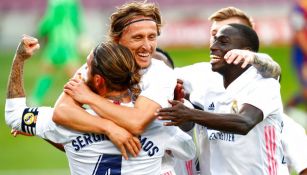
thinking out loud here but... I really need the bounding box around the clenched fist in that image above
[16,34,40,60]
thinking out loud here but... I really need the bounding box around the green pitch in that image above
[0,45,298,174]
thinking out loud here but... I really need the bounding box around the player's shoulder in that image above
[147,59,176,78]
[248,67,280,87]
[256,73,280,89]
[151,59,173,71]
[176,62,211,71]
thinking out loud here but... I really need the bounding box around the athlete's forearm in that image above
[252,53,281,79]
[53,93,114,134]
[88,95,158,135]
[191,104,263,135]
[7,35,40,98]
[7,54,26,98]
[192,111,254,135]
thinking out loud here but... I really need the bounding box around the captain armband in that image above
[21,108,39,135]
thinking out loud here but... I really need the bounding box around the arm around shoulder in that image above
[253,53,281,79]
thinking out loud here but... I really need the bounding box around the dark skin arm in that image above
[156,100,263,135]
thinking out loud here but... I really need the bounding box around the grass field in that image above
[0,45,299,174]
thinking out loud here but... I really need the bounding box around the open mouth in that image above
[137,52,150,61]
[210,55,222,64]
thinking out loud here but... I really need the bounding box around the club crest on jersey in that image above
[231,100,239,113]
[21,108,38,135]
[208,102,215,111]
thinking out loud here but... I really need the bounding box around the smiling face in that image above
[118,17,158,68]
[210,25,244,74]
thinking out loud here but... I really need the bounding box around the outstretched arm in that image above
[224,49,281,79]
[156,100,263,135]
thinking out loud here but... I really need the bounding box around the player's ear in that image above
[243,47,252,51]
[93,74,105,89]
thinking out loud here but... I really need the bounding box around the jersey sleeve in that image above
[175,63,211,94]
[5,98,68,143]
[244,78,282,118]
[175,62,221,95]
[164,126,196,160]
[139,60,177,108]
[175,66,194,94]
[5,98,27,131]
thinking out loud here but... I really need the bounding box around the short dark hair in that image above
[228,23,259,52]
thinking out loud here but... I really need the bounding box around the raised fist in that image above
[16,34,40,60]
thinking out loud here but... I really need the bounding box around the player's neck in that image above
[105,89,131,103]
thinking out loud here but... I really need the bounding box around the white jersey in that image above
[174,62,221,175]
[78,59,176,109]
[139,59,176,108]
[282,114,307,174]
[190,67,285,175]
[5,98,195,175]
[175,62,222,95]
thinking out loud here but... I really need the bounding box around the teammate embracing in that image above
[5,35,195,175]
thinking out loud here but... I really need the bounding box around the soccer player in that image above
[174,6,307,175]
[52,2,178,151]
[157,24,286,175]
[5,35,195,175]
[52,2,279,143]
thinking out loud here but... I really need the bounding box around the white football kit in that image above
[174,62,222,175]
[176,63,287,175]
[139,59,177,108]
[5,59,196,175]
[5,98,195,175]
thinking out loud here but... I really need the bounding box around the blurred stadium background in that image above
[0,0,303,174]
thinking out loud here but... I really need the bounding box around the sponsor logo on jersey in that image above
[21,108,38,135]
[208,102,215,111]
[208,129,235,142]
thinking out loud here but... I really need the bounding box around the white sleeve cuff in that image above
[5,98,27,111]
